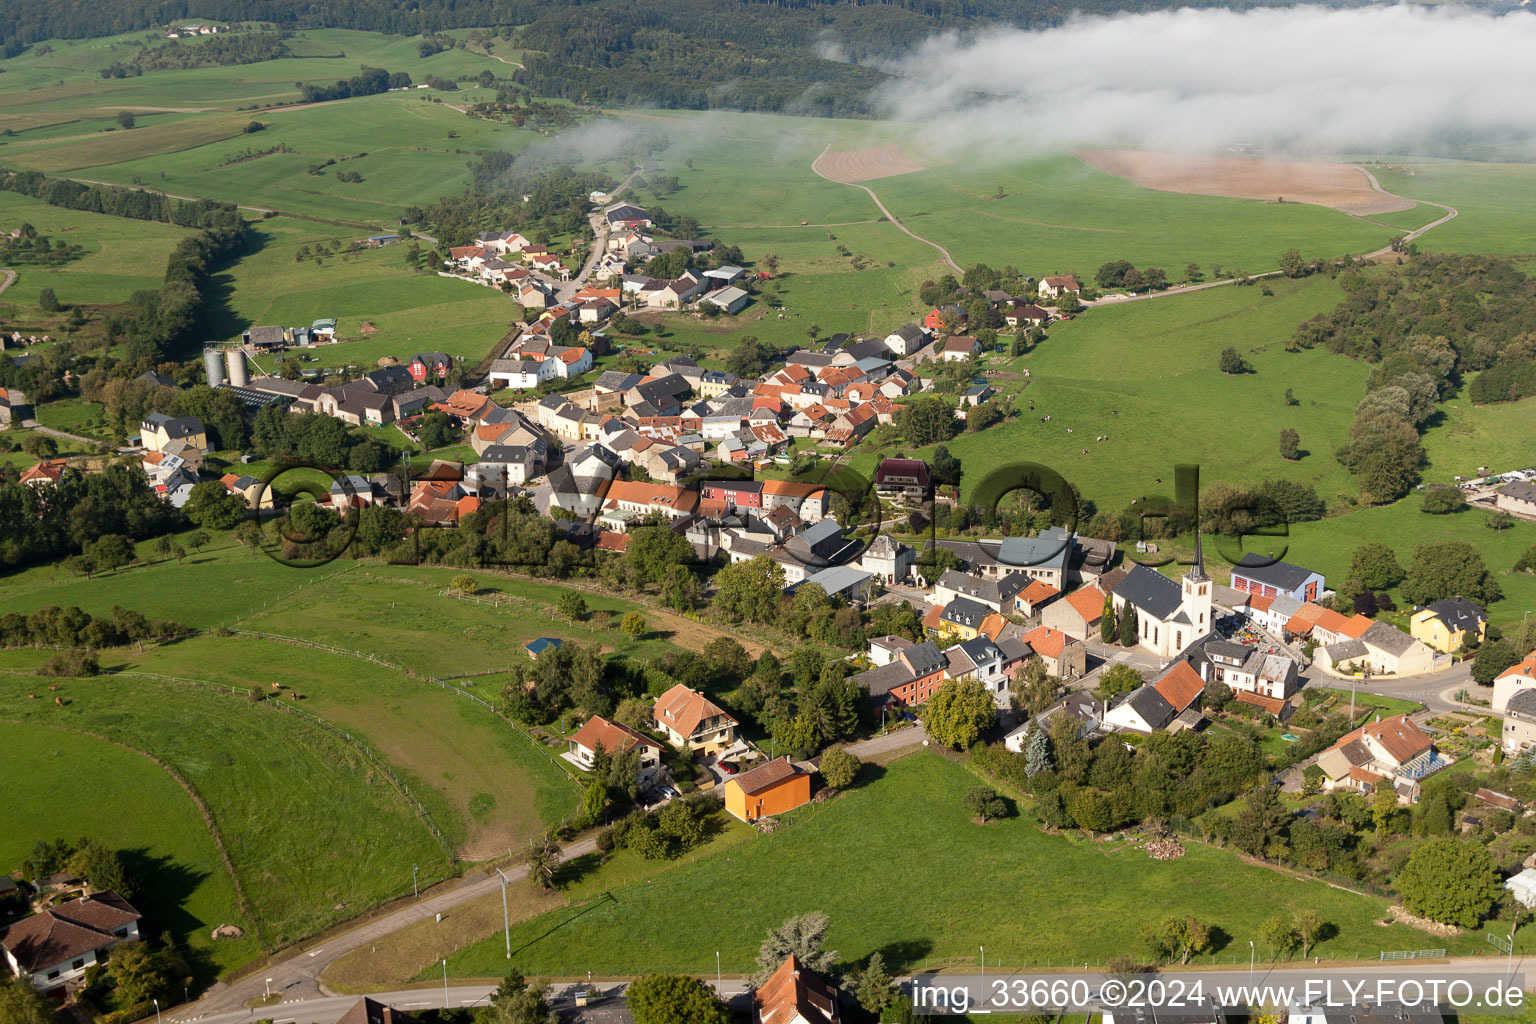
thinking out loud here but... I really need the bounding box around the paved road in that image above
[811,145,963,276]
[174,838,599,1021]
[0,267,15,297]
[177,954,1532,1024]
[20,418,103,448]
[847,721,929,759]
[559,166,643,302]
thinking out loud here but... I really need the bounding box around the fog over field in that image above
[877,5,1536,158]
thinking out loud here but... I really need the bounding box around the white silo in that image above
[226,347,250,387]
[204,345,226,387]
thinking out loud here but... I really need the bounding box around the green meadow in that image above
[210,214,517,369]
[0,721,259,975]
[0,189,191,306]
[0,665,452,950]
[1373,160,1536,257]
[447,753,1498,978]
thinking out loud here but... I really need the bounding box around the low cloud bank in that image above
[877,5,1536,158]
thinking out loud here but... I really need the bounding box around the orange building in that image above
[724,757,811,823]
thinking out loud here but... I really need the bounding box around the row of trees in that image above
[1,604,185,649]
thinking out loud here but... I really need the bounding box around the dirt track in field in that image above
[1075,148,1417,215]
[812,144,927,183]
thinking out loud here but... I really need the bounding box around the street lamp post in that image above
[495,867,512,959]
[443,959,449,1010]
[264,978,272,1000]
[979,945,984,974]
[413,863,419,899]
[1248,941,1255,984]
[153,999,161,1024]
[716,951,721,993]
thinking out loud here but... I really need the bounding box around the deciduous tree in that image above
[923,678,996,749]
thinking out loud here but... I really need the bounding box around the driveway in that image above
[847,721,928,759]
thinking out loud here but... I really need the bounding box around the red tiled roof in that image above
[1021,626,1069,660]
[1153,660,1204,712]
[730,756,803,796]
[1063,584,1105,625]
[754,955,839,1024]
[654,683,736,737]
[571,715,663,756]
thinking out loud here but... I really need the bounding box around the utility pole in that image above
[495,867,512,959]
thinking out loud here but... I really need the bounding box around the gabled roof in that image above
[1021,625,1073,660]
[0,891,140,972]
[730,756,804,796]
[1231,554,1320,590]
[1151,659,1203,713]
[334,998,425,1024]
[1115,564,1185,620]
[754,955,839,1024]
[1063,584,1106,623]
[1116,685,1176,731]
[571,715,664,756]
[1326,713,1432,766]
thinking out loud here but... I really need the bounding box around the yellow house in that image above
[139,412,207,454]
[1410,597,1487,653]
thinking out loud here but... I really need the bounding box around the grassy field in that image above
[446,753,1495,977]
[0,664,452,951]
[127,634,579,862]
[208,215,517,372]
[939,274,1365,508]
[0,189,192,307]
[0,721,258,975]
[1373,160,1536,257]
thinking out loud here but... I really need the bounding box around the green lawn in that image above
[0,721,258,977]
[0,665,452,951]
[446,753,1477,977]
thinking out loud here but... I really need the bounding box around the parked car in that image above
[717,760,738,775]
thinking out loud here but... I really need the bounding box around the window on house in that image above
[72,959,85,970]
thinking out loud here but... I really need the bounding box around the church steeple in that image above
[1187,528,1209,584]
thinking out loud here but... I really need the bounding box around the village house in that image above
[653,683,738,753]
[873,457,930,500]
[1037,274,1081,300]
[19,460,69,488]
[1315,713,1447,802]
[1229,555,1325,603]
[1102,658,1205,735]
[0,387,31,426]
[1041,583,1106,639]
[933,569,1031,614]
[1493,651,1536,714]
[724,757,811,823]
[858,533,915,585]
[1410,597,1487,653]
[0,891,142,990]
[1197,640,1298,716]
[487,358,541,391]
[565,715,665,782]
[940,336,982,362]
[883,323,930,357]
[1018,624,1086,679]
[139,412,207,454]
[1316,620,1438,677]
[753,955,840,1024]
[1004,303,1051,329]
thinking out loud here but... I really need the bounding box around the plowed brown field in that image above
[1075,149,1415,216]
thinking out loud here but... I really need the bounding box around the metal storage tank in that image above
[226,347,249,387]
[203,346,226,387]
